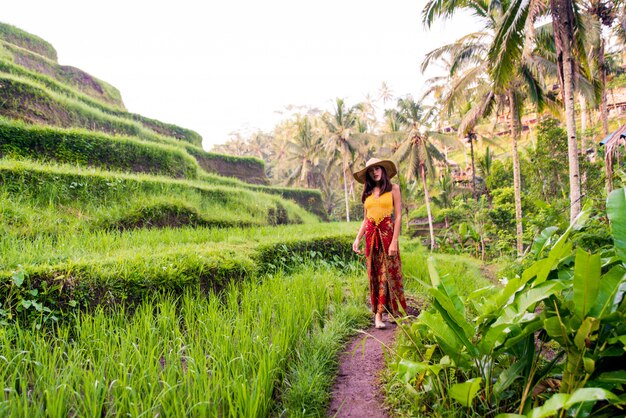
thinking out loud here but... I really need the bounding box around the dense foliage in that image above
[386,189,626,417]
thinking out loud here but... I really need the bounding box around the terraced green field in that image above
[0,39,369,409]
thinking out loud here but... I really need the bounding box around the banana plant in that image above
[393,188,626,416]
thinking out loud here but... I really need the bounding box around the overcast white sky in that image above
[3,0,478,150]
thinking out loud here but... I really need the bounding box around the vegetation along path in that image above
[328,322,396,418]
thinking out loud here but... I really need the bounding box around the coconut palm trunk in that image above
[509,90,524,256]
[579,94,588,151]
[343,169,350,222]
[468,133,477,199]
[600,36,609,135]
[421,164,436,252]
[551,0,582,222]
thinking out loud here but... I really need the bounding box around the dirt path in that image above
[327,322,396,418]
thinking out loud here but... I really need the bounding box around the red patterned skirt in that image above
[365,216,408,315]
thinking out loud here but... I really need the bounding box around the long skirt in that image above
[365,216,408,315]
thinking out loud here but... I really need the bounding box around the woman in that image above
[352,158,408,329]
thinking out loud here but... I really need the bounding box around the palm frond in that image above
[457,90,495,136]
[488,0,529,88]
[422,0,465,28]
[428,131,464,150]
[520,64,545,112]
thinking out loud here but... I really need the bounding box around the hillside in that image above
[0,21,339,310]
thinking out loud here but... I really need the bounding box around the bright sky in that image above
[3,0,478,150]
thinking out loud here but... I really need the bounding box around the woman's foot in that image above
[374,313,386,329]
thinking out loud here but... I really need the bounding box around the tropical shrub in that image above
[388,189,626,417]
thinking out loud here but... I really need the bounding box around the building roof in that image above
[600,123,626,145]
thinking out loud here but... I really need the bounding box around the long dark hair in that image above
[361,165,392,203]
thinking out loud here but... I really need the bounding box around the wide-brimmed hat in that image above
[353,158,397,184]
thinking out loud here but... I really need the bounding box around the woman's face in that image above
[367,166,383,182]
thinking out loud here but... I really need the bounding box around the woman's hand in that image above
[388,240,398,257]
[353,238,361,254]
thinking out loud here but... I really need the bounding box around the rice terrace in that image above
[2,0,626,416]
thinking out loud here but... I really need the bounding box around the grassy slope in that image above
[0,159,319,238]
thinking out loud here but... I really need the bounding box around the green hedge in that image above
[0,120,200,178]
[0,22,57,61]
[0,233,357,310]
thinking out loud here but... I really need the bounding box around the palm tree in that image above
[476,146,494,178]
[488,0,586,221]
[378,82,394,106]
[390,97,446,251]
[285,116,324,188]
[322,98,361,222]
[423,0,553,255]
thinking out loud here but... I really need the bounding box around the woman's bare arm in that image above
[389,184,402,256]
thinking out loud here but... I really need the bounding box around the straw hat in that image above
[353,158,397,184]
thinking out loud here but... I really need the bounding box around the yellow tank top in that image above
[364,191,394,225]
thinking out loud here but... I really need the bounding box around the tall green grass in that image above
[0,159,318,237]
[0,118,201,178]
[1,222,356,270]
[400,238,492,302]
[0,22,57,61]
[0,265,370,417]
[0,74,196,147]
[0,52,204,143]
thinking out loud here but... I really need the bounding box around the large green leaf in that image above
[529,394,569,418]
[535,241,573,286]
[493,281,567,327]
[595,370,626,385]
[529,208,590,287]
[526,388,621,418]
[588,265,626,318]
[573,317,598,351]
[478,276,526,321]
[430,287,472,336]
[419,310,463,353]
[531,226,559,259]
[607,188,626,262]
[564,387,621,408]
[573,248,601,319]
[449,378,482,407]
[431,298,479,356]
[493,357,528,398]
[427,256,440,287]
[544,316,570,347]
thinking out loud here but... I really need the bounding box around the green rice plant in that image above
[0,118,200,178]
[0,222,359,316]
[0,74,195,147]
[0,264,369,417]
[279,294,370,416]
[0,159,317,239]
[0,221,356,271]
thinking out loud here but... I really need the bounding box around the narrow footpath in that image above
[327,323,396,418]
